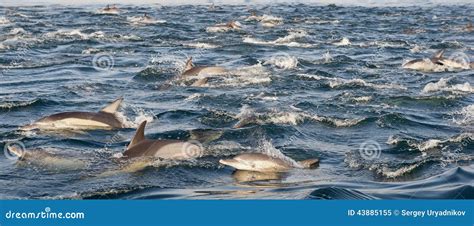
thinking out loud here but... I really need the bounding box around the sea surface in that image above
[0,3,473,199]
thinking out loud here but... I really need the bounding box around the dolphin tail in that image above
[127,121,147,150]
[100,97,123,114]
[189,129,223,144]
[298,158,320,169]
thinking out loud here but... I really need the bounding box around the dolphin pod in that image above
[8,6,473,178]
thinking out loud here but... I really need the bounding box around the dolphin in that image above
[206,21,242,33]
[402,50,446,71]
[22,97,125,131]
[219,153,319,172]
[181,57,227,77]
[5,145,86,170]
[122,121,203,160]
[403,50,472,71]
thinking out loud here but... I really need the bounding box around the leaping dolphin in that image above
[181,57,227,77]
[122,121,203,160]
[22,97,125,131]
[219,153,319,172]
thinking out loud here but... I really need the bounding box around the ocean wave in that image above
[452,104,474,126]
[233,105,364,128]
[0,17,10,25]
[263,54,298,70]
[243,30,313,48]
[43,29,105,41]
[183,42,220,49]
[0,99,43,111]
[422,78,473,94]
[332,37,351,46]
[127,16,166,25]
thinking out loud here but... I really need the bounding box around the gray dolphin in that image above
[219,153,319,172]
[403,50,472,71]
[181,57,227,77]
[402,50,446,71]
[22,97,125,131]
[122,121,203,160]
[5,145,86,170]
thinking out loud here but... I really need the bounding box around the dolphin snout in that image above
[219,159,239,167]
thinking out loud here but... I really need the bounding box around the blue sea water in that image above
[0,3,472,199]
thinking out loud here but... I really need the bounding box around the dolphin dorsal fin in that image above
[185,57,194,71]
[100,97,123,114]
[432,50,445,59]
[127,121,147,149]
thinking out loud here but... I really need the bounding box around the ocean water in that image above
[0,3,472,200]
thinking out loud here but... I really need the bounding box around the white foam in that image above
[259,139,302,168]
[243,30,313,48]
[235,105,362,128]
[422,78,473,94]
[44,29,105,40]
[0,17,10,25]
[183,42,220,49]
[115,104,155,128]
[453,105,474,126]
[379,162,423,178]
[333,37,351,46]
[128,16,166,25]
[263,54,298,70]
[298,74,406,90]
[185,93,204,101]
[8,28,27,35]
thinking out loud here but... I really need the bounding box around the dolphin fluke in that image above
[100,97,123,114]
[127,120,147,149]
